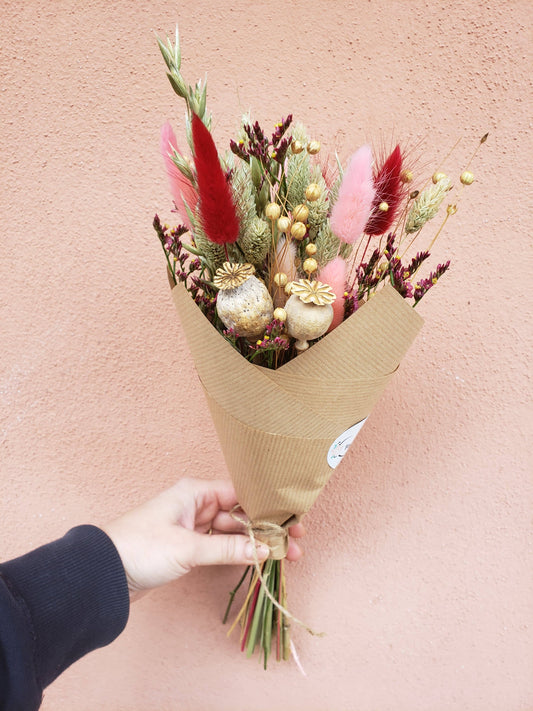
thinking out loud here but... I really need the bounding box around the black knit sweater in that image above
[0,525,129,710]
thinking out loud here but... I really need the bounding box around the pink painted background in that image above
[1,1,532,709]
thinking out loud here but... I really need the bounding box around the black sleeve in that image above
[0,525,130,711]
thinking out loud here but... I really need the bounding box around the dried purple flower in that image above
[413,261,451,304]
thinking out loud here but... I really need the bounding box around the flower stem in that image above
[222,566,251,624]
[244,576,263,655]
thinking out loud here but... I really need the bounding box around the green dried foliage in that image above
[286,152,310,210]
[405,178,452,234]
[239,216,272,266]
[328,172,342,209]
[229,159,257,240]
[284,122,310,209]
[314,222,341,269]
[191,219,226,276]
[291,122,308,144]
[170,149,196,185]
[307,165,329,237]
[339,241,354,260]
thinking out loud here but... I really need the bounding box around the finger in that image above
[286,538,304,562]
[288,522,306,539]
[190,532,269,567]
[192,478,240,512]
[170,477,240,513]
[209,511,247,534]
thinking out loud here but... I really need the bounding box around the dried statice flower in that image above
[405,251,431,276]
[413,261,451,304]
[388,256,414,299]
[153,214,192,285]
[271,115,292,147]
[236,112,253,148]
[248,319,290,367]
[271,115,293,164]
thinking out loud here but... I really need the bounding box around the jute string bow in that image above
[230,506,322,637]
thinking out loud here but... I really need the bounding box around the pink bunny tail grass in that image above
[160,122,198,232]
[191,113,240,245]
[330,145,375,244]
[319,257,347,331]
[365,144,404,236]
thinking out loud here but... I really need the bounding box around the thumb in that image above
[190,532,270,567]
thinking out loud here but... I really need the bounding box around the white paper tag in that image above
[327,419,367,469]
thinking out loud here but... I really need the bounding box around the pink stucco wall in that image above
[1,1,531,709]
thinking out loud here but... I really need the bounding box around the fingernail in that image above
[245,543,269,562]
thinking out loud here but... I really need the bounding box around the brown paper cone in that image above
[172,283,423,531]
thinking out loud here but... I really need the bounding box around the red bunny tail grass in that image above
[365,144,404,236]
[192,113,240,245]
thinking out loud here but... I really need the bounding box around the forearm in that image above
[0,525,129,710]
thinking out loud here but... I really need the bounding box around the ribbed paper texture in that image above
[172,282,423,526]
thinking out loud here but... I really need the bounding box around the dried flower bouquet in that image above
[154,28,484,668]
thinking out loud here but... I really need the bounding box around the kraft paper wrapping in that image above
[172,282,423,539]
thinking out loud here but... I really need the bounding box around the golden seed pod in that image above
[460,171,474,185]
[213,262,256,290]
[307,140,321,155]
[305,243,317,256]
[273,271,288,287]
[303,257,318,274]
[273,307,287,322]
[290,278,336,305]
[277,216,291,233]
[305,182,321,201]
[291,140,304,154]
[292,204,309,222]
[378,201,389,212]
[265,202,281,221]
[284,281,294,295]
[447,204,458,215]
[400,169,413,183]
[432,171,448,184]
[290,221,307,240]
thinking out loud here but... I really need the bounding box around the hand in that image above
[103,477,305,601]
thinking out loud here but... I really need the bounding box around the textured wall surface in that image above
[1,1,531,709]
